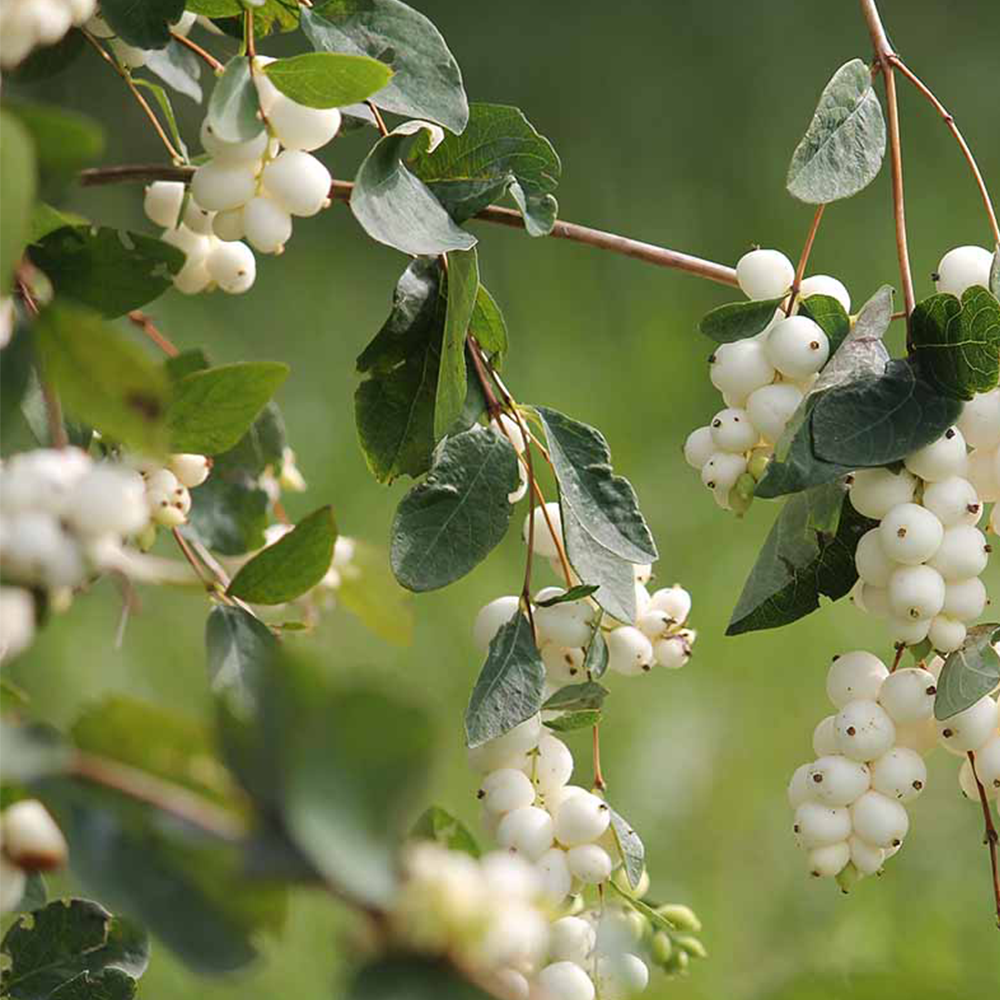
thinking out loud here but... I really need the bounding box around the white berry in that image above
[736,248,794,300]
[878,503,944,565]
[764,316,830,380]
[850,790,909,847]
[934,245,993,298]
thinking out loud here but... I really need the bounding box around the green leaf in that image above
[542,681,608,712]
[6,103,104,182]
[34,304,169,454]
[1,899,148,1000]
[536,584,600,607]
[207,57,264,144]
[99,0,186,49]
[202,0,300,37]
[17,874,48,915]
[561,505,639,623]
[411,806,480,858]
[346,957,494,1000]
[28,226,183,318]
[609,808,645,891]
[435,247,479,440]
[465,611,545,747]
[797,294,851,356]
[48,971,137,1000]
[583,627,609,679]
[543,709,602,732]
[1,323,36,448]
[0,724,72,783]
[699,297,784,343]
[335,540,415,646]
[145,41,203,103]
[351,120,478,256]
[727,485,876,635]
[0,110,36,292]
[408,103,561,236]
[811,358,964,467]
[355,259,445,483]
[205,605,278,722]
[27,205,87,245]
[301,1,469,134]
[228,506,337,604]
[470,284,508,361]
[184,474,270,555]
[166,361,290,455]
[910,286,1000,400]
[934,624,1000,721]
[263,52,392,109]
[211,401,287,477]
[786,58,886,204]
[390,425,519,592]
[606,880,678,937]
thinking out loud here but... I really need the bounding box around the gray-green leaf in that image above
[435,247,479,440]
[699,297,784,343]
[411,806,480,858]
[609,808,645,891]
[934,624,1000,721]
[207,57,264,144]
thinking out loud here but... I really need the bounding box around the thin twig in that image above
[244,9,256,59]
[467,336,502,420]
[79,167,740,287]
[172,528,217,592]
[967,750,1000,928]
[889,56,1000,247]
[171,30,223,72]
[859,0,915,342]
[786,204,826,315]
[592,724,606,792]
[81,31,182,162]
[366,100,390,137]
[129,310,179,357]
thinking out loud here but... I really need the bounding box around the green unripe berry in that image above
[651,930,673,965]
[673,934,708,959]
[656,903,702,933]
[748,447,772,481]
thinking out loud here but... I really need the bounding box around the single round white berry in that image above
[479,768,536,814]
[648,585,691,625]
[700,452,747,493]
[904,427,968,482]
[887,564,946,621]
[834,700,896,762]
[190,161,258,212]
[878,667,937,724]
[793,801,851,849]
[496,806,554,861]
[806,840,850,878]
[710,407,758,453]
[596,953,649,1000]
[934,245,993,298]
[69,466,149,538]
[936,695,998,755]
[788,763,814,808]
[922,476,983,527]
[535,599,593,649]
[848,834,885,875]
[957,389,1000,450]
[181,197,215,235]
[206,240,256,294]
[765,316,830,379]
[850,790,909,848]
[806,755,871,807]
[535,961,595,1000]
[522,503,562,560]
[943,576,989,622]
[0,799,67,870]
[683,426,715,470]
[242,195,293,254]
[606,625,653,676]
[878,503,944,565]
[926,524,989,581]
[473,596,521,652]
[566,843,613,884]
[858,583,891,619]
[967,447,1000,503]
[541,645,586,685]
[826,651,889,708]
[887,616,932,647]
[267,96,342,151]
[199,118,269,163]
[813,715,839,756]
[212,207,245,242]
[143,180,185,228]
[553,790,610,846]
[549,915,596,965]
[973,736,1000,796]
[709,340,776,402]
[736,248,795,300]
[534,735,574,795]
[849,468,917,520]
[855,528,897,588]
[535,847,572,903]
[168,454,211,490]
[870,747,926,802]
[798,274,851,314]
[746,383,803,445]
[653,632,693,669]
[262,150,332,218]
[928,615,967,653]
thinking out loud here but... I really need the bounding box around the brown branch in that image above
[592,723,607,792]
[889,56,1000,247]
[859,0,915,343]
[129,310,179,357]
[366,100,390,137]
[78,168,739,287]
[786,204,826,315]
[967,750,1000,928]
[466,336,501,420]
[171,30,223,72]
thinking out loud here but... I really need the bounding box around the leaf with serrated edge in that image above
[934,624,1000,720]
[609,808,645,890]
[699,297,784,343]
[787,58,886,204]
[465,612,544,747]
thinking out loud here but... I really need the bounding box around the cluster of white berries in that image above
[0,799,68,914]
[148,56,339,296]
[790,649,1000,884]
[84,8,197,69]
[0,0,95,69]
[849,415,994,652]
[131,452,211,532]
[684,248,849,511]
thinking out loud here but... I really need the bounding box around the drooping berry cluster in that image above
[132,452,211,531]
[684,248,850,512]
[0,0,95,69]
[850,420,992,652]
[0,799,68,914]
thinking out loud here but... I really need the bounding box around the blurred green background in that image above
[7,0,1000,996]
